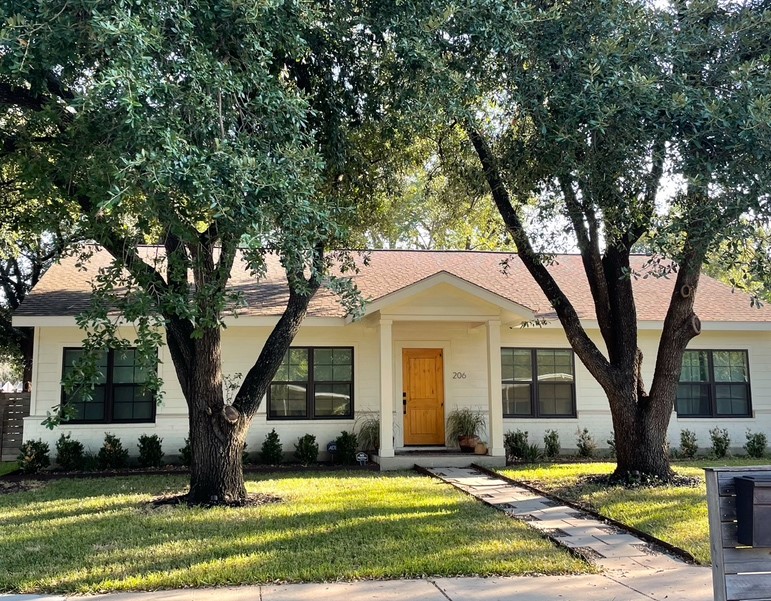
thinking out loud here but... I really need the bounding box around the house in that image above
[12,247,771,469]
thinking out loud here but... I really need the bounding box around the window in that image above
[62,348,155,423]
[501,348,575,417]
[677,350,751,417]
[268,347,353,419]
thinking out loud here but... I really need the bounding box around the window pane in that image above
[680,351,709,382]
[716,383,749,415]
[713,351,748,383]
[314,383,352,417]
[314,348,352,382]
[288,349,309,381]
[502,383,531,415]
[501,349,532,381]
[676,383,710,415]
[113,349,136,367]
[537,350,574,384]
[269,383,307,417]
[538,383,574,415]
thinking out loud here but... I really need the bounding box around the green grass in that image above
[0,462,18,477]
[0,471,590,593]
[499,458,768,565]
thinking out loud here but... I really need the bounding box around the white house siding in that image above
[21,314,771,460]
[23,323,382,459]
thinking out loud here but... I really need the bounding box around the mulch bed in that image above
[149,491,283,508]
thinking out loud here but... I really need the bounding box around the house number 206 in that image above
[452,372,467,379]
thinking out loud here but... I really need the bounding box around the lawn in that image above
[0,470,590,593]
[499,458,768,565]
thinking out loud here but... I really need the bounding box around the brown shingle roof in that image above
[14,246,771,323]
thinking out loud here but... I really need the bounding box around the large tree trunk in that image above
[184,328,249,505]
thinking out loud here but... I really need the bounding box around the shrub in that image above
[709,427,731,459]
[55,434,84,470]
[82,451,100,471]
[356,415,380,451]
[680,429,698,459]
[242,442,251,465]
[576,428,597,458]
[17,439,50,474]
[522,442,541,463]
[295,434,319,466]
[179,438,192,467]
[98,433,129,469]
[606,431,617,458]
[260,429,283,464]
[744,430,767,459]
[503,430,530,462]
[543,429,560,459]
[137,434,164,468]
[334,431,358,465]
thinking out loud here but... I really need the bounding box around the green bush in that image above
[576,428,597,458]
[179,438,192,467]
[55,434,84,470]
[242,442,251,465]
[543,429,560,458]
[680,429,698,459]
[137,434,164,468]
[97,433,129,469]
[295,434,319,466]
[744,430,767,459]
[503,429,530,462]
[709,427,731,459]
[334,431,358,465]
[82,451,100,471]
[260,429,283,464]
[522,442,541,463]
[17,439,50,474]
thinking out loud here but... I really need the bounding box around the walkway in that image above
[425,466,713,601]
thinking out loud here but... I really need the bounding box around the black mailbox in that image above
[735,475,771,546]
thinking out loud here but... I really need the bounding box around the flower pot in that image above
[474,442,488,455]
[458,435,481,453]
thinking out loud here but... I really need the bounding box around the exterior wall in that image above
[23,323,380,460]
[502,326,771,454]
[22,312,771,460]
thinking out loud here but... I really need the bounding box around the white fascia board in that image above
[523,318,771,332]
[222,316,346,327]
[13,316,80,327]
[363,271,535,321]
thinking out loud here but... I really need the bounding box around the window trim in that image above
[61,347,157,424]
[676,348,752,418]
[267,346,354,421]
[501,347,577,419]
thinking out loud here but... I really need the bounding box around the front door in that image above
[402,348,445,445]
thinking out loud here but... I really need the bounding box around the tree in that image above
[376,0,771,479]
[1,1,379,503]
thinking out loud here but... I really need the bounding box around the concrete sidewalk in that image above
[0,569,714,601]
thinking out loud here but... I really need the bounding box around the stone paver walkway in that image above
[427,466,712,601]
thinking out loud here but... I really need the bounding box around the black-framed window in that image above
[501,348,576,417]
[268,347,353,419]
[677,350,751,417]
[62,348,155,423]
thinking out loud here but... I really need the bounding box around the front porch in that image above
[373,449,507,471]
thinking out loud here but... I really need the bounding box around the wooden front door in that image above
[402,348,445,445]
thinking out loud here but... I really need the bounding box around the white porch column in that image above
[486,320,505,457]
[379,319,395,458]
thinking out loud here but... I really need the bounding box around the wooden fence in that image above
[0,392,30,462]
[705,465,771,601]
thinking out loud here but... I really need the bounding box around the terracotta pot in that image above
[474,442,488,455]
[458,435,481,453]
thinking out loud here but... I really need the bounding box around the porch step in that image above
[373,453,505,471]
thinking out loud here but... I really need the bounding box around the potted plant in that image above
[446,408,486,453]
